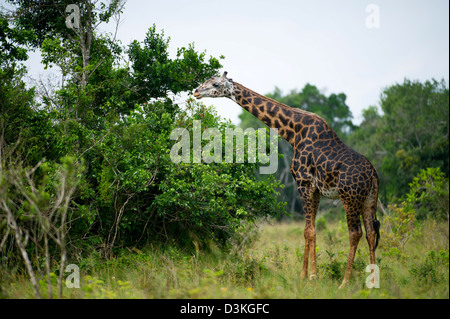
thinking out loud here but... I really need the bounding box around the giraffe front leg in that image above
[300,230,309,280]
[297,186,320,281]
[305,215,317,280]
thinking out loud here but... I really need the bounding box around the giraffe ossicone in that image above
[194,71,381,288]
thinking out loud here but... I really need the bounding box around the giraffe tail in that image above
[371,175,380,251]
[373,217,380,251]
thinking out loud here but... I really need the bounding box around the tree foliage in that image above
[406,167,449,221]
[128,24,223,102]
[0,12,36,67]
[0,1,283,281]
[348,79,449,200]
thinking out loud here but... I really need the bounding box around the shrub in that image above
[316,216,327,231]
[381,203,416,251]
[319,250,345,281]
[152,100,286,248]
[380,167,449,251]
[79,98,286,255]
[409,250,448,284]
[406,167,449,221]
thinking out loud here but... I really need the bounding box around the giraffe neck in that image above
[231,82,319,145]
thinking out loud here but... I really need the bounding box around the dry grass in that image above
[1,218,448,299]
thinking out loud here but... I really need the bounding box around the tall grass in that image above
[1,219,448,299]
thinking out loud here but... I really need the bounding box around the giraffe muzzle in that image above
[193,90,201,99]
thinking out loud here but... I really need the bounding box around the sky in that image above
[10,0,450,125]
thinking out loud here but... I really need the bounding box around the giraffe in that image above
[193,72,380,288]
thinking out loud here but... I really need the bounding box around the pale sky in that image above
[12,0,450,125]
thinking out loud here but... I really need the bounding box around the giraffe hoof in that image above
[309,274,317,280]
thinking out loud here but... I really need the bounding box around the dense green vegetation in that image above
[349,79,449,201]
[0,1,283,298]
[0,1,448,299]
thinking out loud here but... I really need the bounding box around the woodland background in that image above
[0,1,448,299]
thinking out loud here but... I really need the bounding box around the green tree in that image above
[0,13,58,165]
[0,12,36,67]
[127,24,223,102]
[349,79,449,200]
[2,0,284,259]
[1,2,286,279]
[7,0,127,89]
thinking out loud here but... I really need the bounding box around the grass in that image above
[1,218,448,299]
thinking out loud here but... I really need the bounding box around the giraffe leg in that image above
[306,212,318,280]
[362,193,379,285]
[298,187,320,281]
[300,224,310,280]
[339,201,363,289]
[301,213,317,280]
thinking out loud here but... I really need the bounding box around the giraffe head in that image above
[194,71,234,100]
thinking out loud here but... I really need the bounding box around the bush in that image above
[406,167,449,221]
[319,250,345,281]
[152,100,286,248]
[381,203,416,251]
[72,97,286,256]
[316,216,327,231]
[0,152,82,298]
[381,167,449,251]
[410,250,448,284]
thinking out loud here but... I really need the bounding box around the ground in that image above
[3,215,448,299]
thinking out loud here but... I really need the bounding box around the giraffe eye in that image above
[213,83,219,87]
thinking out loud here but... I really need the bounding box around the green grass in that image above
[1,219,448,299]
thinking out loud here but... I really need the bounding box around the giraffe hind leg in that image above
[300,230,310,280]
[339,199,363,289]
[362,191,380,286]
